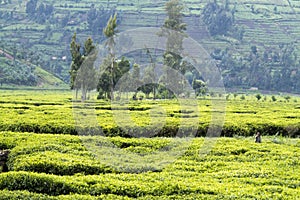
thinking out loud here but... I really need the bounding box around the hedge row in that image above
[1,132,113,175]
[0,172,216,198]
[1,171,297,199]
[0,190,54,200]
[0,190,131,200]
[0,190,292,200]
[0,122,77,135]
[98,123,299,138]
[0,121,299,138]
[8,152,114,176]
[2,132,172,175]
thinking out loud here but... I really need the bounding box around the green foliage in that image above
[202,1,235,36]
[163,0,186,32]
[103,14,118,39]
[10,151,113,176]
[217,42,300,93]
[284,96,291,102]
[0,57,37,86]
[97,57,130,100]
[99,13,118,100]
[255,94,262,101]
[0,90,300,137]
[0,133,299,199]
[192,79,207,96]
[69,32,83,90]
[0,171,77,196]
[1,0,300,92]
[0,190,55,200]
[0,190,131,200]
[70,34,97,100]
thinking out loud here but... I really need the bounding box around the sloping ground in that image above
[0,48,67,88]
[0,0,300,89]
[34,67,68,88]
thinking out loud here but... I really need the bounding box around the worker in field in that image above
[255,132,262,143]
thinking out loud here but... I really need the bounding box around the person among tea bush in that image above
[255,132,261,143]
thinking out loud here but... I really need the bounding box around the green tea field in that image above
[0,89,299,199]
[0,90,299,137]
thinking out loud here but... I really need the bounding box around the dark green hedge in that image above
[0,122,299,138]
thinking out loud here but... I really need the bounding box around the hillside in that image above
[34,66,68,88]
[0,48,67,88]
[0,0,300,91]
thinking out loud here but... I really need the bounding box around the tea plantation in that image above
[0,89,299,199]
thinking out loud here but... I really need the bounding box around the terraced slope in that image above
[1,0,299,84]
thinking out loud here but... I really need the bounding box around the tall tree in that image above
[97,55,112,99]
[98,56,130,99]
[115,57,130,98]
[69,32,83,99]
[103,13,118,100]
[77,37,97,101]
[163,0,186,61]
[26,0,37,16]
[131,63,141,99]
[160,0,187,98]
[202,1,234,36]
[140,48,157,99]
[70,35,97,101]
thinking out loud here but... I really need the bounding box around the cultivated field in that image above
[0,89,299,199]
[0,90,299,137]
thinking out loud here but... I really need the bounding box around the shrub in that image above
[284,96,291,102]
[255,94,262,101]
[9,152,114,175]
[0,172,77,196]
[0,190,55,200]
[240,95,245,100]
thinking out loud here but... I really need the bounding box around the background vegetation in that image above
[0,0,300,93]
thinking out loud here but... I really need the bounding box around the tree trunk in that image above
[81,83,87,101]
[110,61,114,100]
[75,89,78,100]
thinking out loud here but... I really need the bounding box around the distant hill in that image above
[34,66,68,88]
[0,48,67,88]
[0,0,299,92]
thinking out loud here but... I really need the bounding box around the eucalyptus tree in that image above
[103,13,117,100]
[159,0,188,98]
[69,32,83,99]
